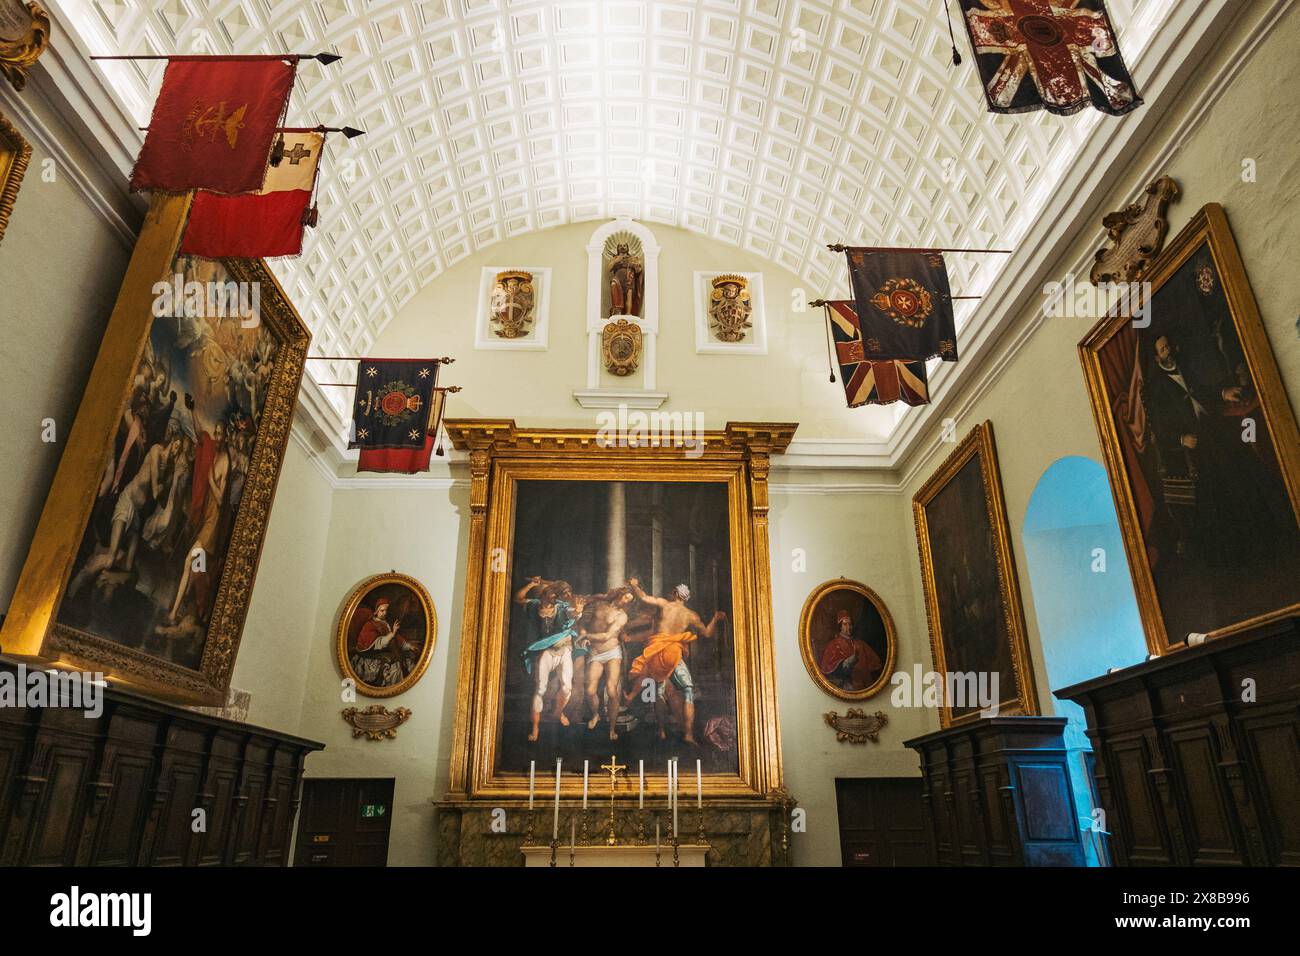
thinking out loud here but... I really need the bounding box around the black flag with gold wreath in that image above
[844,249,958,363]
[349,359,439,454]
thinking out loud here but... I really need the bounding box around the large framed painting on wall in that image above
[912,421,1039,728]
[798,578,896,701]
[1079,204,1300,655]
[336,572,436,698]
[442,419,793,801]
[0,194,310,705]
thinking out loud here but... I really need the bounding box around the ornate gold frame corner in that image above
[798,577,897,702]
[335,572,437,699]
[1078,203,1300,656]
[0,1,50,92]
[0,107,31,244]
[440,418,795,803]
[911,421,1039,728]
[0,193,311,705]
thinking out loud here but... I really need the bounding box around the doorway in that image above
[835,777,933,866]
[294,778,395,867]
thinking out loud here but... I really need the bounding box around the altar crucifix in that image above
[600,754,626,846]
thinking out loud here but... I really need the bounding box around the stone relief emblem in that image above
[490,269,536,339]
[708,274,753,342]
[601,318,642,376]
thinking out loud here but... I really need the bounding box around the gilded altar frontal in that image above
[5,0,1300,921]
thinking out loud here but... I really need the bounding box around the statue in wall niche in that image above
[490,269,535,339]
[708,274,753,342]
[607,242,644,317]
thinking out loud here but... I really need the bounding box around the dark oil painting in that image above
[57,256,278,669]
[498,479,737,776]
[924,454,1016,719]
[1096,242,1300,641]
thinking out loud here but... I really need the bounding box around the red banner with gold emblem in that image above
[130,57,297,195]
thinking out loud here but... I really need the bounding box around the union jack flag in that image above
[959,0,1143,116]
[825,302,930,408]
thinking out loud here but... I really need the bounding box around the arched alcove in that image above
[1023,456,1147,865]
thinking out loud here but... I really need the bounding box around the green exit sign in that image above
[361,804,387,818]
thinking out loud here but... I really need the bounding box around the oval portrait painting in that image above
[799,579,896,700]
[336,573,436,698]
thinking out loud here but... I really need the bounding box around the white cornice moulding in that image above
[573,389,669,410]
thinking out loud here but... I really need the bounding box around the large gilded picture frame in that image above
[0,194,310,704]
[1079,204,1300,656]
[442,419,793,802]
[912,421,1039,728]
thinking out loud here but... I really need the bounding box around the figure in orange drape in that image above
[623,578,725,745]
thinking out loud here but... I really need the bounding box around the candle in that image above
[696,758,702,809]
[655,819,660,854]
[529,760,535,811]
[672,758,678,839]
[552,758,562,840]
[638,760,644,809]
[582,760,589,809]
[570,816,576,853]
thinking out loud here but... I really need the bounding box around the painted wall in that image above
[768,489,927,866]
[228,436,335,734]
[291,480,472,867]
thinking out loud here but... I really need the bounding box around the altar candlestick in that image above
[672,758,679,839]
[529,761,536,810]
[570,816,576,854]
[582,760,589,809]
[696,759,702,809]
[638,760,644,809]
[552,758,562,840]
[655,820,661,854]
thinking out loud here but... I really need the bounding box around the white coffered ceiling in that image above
[58,0,1176,435]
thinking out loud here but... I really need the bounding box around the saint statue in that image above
[607,242,644,317]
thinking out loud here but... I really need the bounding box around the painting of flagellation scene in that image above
[57,255,278,670]
[498,479,737,775]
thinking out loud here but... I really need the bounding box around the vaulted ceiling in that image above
[63,0,1174,434]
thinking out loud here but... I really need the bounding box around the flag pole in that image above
[316,383,464,391]
[827,243,1013,254]
[135,124,364,137]
[306,356,456,364]
[810,296,980,306]
[91,53,342,63]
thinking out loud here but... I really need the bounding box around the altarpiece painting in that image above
[442,420,792,802]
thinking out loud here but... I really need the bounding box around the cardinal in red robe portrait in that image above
[819,608,883,692]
